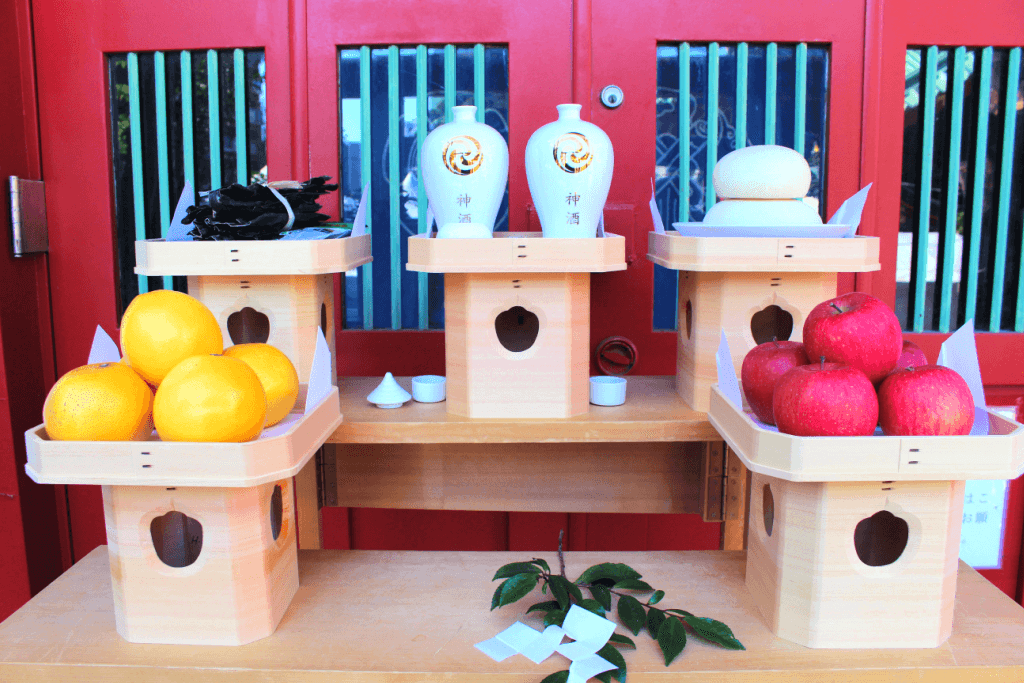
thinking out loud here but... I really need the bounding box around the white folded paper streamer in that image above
[476,605,617,683]
[351,182,369,237]
[87,325,121,365]
[304,326,334,415]
[650,178,666,234]
[827,182,872,237]
[165,180,196,241]
[717,319,988,435]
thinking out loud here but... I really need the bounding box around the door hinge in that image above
[317,444,338,508]
[8,177,48,256]
[701,442,726,522]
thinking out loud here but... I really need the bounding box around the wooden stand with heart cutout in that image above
[647,231,880,411]
[407,232,626,418]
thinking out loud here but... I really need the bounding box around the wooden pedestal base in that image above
[102,478,298,645]
[187,274,336,384]
[444,271,590,418]
[747,471,963,648]
[677,270,837,411]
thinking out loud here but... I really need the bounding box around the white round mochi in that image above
[712,145,812,199]
[702,199,823,226]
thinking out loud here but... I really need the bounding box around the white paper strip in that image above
[519,625,566,665]
[304,327,333,414]
[650,179,666,234]
[555,606,617,661]
[474,637,518,662]
[351,182,370,237]
[568,654,616,683]
[827,183,872,237]
[165,180,196,241]
[937,319,988,435]
[716,331,743,409]
[87,325,121,365]
[424,204,436,236]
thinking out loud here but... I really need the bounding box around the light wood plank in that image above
[330,441,703,513]
[408,232,626,273]
[294,455,321,550]
[330,376,720,444]
[2,548,1023,681]
[721,447,749,551]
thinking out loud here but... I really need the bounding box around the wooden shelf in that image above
[2,548,1022,682]
[328,375,720,444]
[407,231,626,273]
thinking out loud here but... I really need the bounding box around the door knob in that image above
[600,85,624,108]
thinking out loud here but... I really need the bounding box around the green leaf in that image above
[575,563,643,585]
[542,582,548,594]
[526,600,561,614]
[612,579,655,592]
[597,643,628,682]
[608,633,636,649]
[683,615,745,650]
[543,609,567,627]
[498,572,539,608]
[616,594,647,636]
[492,562,543,581]
[577,598,606,616]
[664,608,693,618]
[550,575,569,610]
[657,615,687,666]
[539,671,570,683]
[590,584,612,611]
[647,608,667,639]
[649,590,665,605]
[551,575,584,604]
[491,580,506,611]
[530,558,551,573]
[594,673,613,683]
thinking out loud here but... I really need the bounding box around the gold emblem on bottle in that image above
[552,132,592,173]
[443,136,484,175]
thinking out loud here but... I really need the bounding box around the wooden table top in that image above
[329,375,720,444]
[2,548,1023,682]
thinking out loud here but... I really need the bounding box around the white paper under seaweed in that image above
[87,325,120,364]
[937,319,988,435]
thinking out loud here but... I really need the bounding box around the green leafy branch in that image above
[490,531,744,683]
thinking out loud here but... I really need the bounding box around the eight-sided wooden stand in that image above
[648,231,880,411]
[709,385,1024,648]
[407,232,626,418]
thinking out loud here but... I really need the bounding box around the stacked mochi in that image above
[702,145,822,226]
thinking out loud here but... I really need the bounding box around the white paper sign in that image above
[165,180,196,241]
[351,183,370,237]
[304,327,333,414]
[650,179,666,234]
[937,319,988,435]
[87,325,121,364]
[716,331,743,409]
[827,183,872,237]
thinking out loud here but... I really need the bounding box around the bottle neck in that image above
[556,103,583,120]
[452,105,477,122]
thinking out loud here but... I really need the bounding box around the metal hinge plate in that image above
[8,177,47,256]
[318,445,338,507]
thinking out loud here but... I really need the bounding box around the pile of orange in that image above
[43,290,299,443]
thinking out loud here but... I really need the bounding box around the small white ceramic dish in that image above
[590,375,627,406]
[436,223,493,239]
[367,372,412,409]
[411,375,446,403]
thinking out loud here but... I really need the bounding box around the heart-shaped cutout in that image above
[685,300,693,340]
[228,307,270,345]
[763,484,774,537]
[854,510,909,566]
[270,485,283,541]
[494,306,540,352]
[150,511,203,568]
[750,304,793,345]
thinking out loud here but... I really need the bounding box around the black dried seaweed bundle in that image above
[183,176,339,240]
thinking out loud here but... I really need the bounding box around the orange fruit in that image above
[222,344,299,427]
[44,362,154,441]
[153,355,267,442]
[120,290,223,387]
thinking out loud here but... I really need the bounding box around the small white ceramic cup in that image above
[590,376,627,406]
[436,223,492,239]
[412,375,447,403]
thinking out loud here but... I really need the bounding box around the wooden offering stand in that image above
[647,231,880,411]
[709,385,1024,648]
[24,386,342,645]
[407,232,625,418]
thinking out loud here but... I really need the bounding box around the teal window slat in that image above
[735,42,748,151]
[794,43,807,155]
[107,49,267,317]
[899,44,1023,334]
[234,48,248,185]
[207,49,221,191]
[338,43,510,331]
[766,43,778,145]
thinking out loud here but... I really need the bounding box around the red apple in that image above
[741,341,810,425]
[877,365,974,436]
[894,340,928,371]
[802,292,903,385]
[773,360,879,436]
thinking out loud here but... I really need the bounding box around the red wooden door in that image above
[31,0,295,559]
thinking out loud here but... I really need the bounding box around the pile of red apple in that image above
[741,292,975,437]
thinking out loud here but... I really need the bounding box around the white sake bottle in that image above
[525,103,614,238]
[420,105,508,238]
